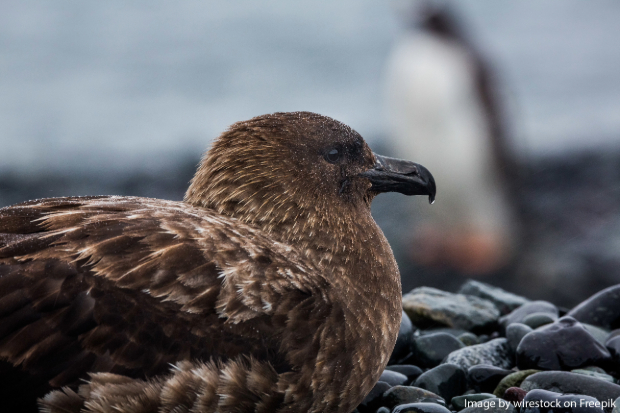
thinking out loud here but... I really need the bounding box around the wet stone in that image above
[459,398,516,413]
[580,366,607,374]
[414,363,467,402]
[392,402,452,413]
[376,408,390,413]
[382,386,445,409]
[412,332,465,368]
[467,365,512,393]
[583,323,610,345]
[458,332,479,346]
[357,381,392,413]
[571,369,616,383]
[443,338,513,370]
[493,370,539,397]
[568,284,620,330]
[607,336,620,362]
[520,371,620,404]
[522,388,604,413]
[516,316,612,370]
[385,365,424,384]
[503,387,527,403]
[419,327,470,338]
[380,370,409,386]
[458,280,529,315]
[506,323,533,353]
[390,311,416,365]
[522,312,556,329]
[499,301,558,329]
[402,287,500,331]
[451,393,495,410]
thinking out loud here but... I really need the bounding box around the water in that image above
[1,0,619,174]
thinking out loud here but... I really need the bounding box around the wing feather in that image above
[0,196,328,404]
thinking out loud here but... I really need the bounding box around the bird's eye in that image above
[325,148,341,163]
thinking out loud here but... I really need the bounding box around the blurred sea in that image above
[1,0,619,174]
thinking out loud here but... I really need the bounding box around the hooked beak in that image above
[359,154,436,204]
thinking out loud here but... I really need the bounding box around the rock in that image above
[358,381,392,413]
[499,301,558,329]
[376,408,390,413]
[459,398,516,413]
[385,365,424,384]
[607,336,620,363]
[516,316,612,370]
[458,332,479,346]
[521,371,620,403]
[493,370,539,397]
[382,386,445,409]
[402,287,500,331]
[412,332,465,368]
[583,323,611,345]
[506,323,533,353]
[571,369,616,384]
[613,397,620,413]
[522,388,605,413]
[390,311,416,364]
[443,338,513,370]
[458,280,528,315]
[414,363,467,402]
[392,402,452,413]
[451,393,495,410]
[522,312,556,329]
[580,366,607,374]
[568,284,620,330]
[503,387,527,403]
[380,370,409,386]
[419,328,470,337]
[467,365,512,393]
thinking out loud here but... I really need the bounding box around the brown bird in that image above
[0,112,435,413]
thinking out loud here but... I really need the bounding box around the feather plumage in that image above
[0,112,435,412]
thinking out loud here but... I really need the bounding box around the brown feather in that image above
[0,112,415,413]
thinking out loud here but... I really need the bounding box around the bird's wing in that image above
[0,196,328,391]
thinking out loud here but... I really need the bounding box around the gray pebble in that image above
[458,280,528,315]
[382,386,445,409]
[506,323,533,353]
[414,363,467,402]
[499,301,558,329]
[413,332,465,368]
[458,332,479,346]
[451,393,496,410]
[521,371,620,403]
[568,284,620,330]
[392,402,453,413]
[402,287,500,331]
[571,369,616,384]
[443,338,513,370]
[459,398,516,413]
[516,317,611,370]
[522,312,556,329]
[380,370,409,386]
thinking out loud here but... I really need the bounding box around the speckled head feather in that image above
[186,112,377,252]
[0,112,435,413]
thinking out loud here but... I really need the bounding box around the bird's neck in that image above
[186,191,403,411]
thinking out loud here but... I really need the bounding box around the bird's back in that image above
[0,196,331,412]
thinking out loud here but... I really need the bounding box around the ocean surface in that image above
[1,0,619,174]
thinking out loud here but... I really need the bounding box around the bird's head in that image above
[185,112,435,242]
